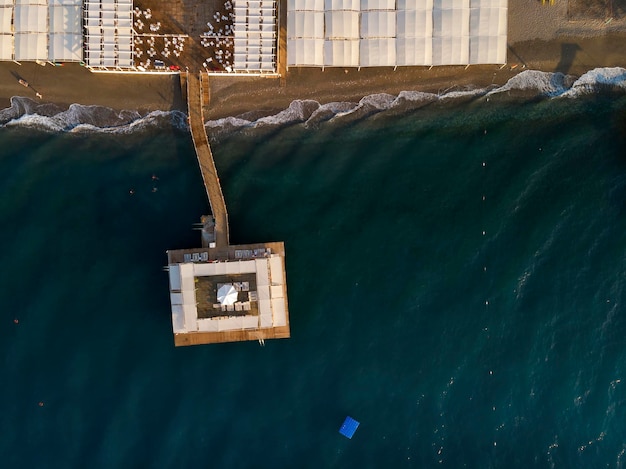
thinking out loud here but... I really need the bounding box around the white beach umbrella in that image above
[217,284,238,305]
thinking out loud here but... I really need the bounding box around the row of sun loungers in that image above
[234,248,271,259]
[184,252,209,262]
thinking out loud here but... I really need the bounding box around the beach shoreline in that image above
[0,8,625,121]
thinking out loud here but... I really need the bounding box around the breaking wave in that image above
[206,67,626,137]
[1,67,624,136]
[0,96,188,134]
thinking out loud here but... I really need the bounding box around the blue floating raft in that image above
[339,416,360,439]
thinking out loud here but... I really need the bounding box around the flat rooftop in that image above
[167,241,290,346]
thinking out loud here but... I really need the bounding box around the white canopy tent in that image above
[15,5,48,33]
[0,7,11,33]
[325,0,360,9]
[289,0,324,9]
[0,34,12,60]
[396,9,432,38]
[324,39,359,66]
[49,5,81,33]
[287,0,507,66]
[396,36,431,65]
[325,11,359,39]
[361,0,395,9]
[361,11,396,38]
[360,38,395,65]
[48,32,81,60]
[15,32,47,60]
[287,37,324,65]
[217,284,239,306]
[288,11,324,38]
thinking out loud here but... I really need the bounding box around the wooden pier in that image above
[186,71,229,249]
[167,72,291,346]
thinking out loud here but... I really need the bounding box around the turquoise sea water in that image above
[1,82,626,467]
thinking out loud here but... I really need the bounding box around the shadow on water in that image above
[555,43,582,74]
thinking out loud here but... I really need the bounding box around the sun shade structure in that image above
[233,0,277,72]
[84,0,133,68]
[287,0,507,66]
[0,0,83,62]
[217,284,238,306]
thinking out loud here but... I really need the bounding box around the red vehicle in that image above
[169,65,181,71]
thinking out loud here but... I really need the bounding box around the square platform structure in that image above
[166,241,290,346]
[339,416,360,439]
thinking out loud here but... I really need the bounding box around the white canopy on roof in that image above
[288,0,507,66]
[325,11,359,39]
[287,37,324,65]
[397,9,432,38]
[325,0,360,9]
[324,39,359,66]
[396,36,431,65]
[217,284,238,306]
[0,8,11,34]
[361,0,395,9]
[431,35,469,64]
[49,5,82,34]
[15,32,47,60]
[397,0,433,8]
[48,33,81,61]
[0,34,12,60]
[15,5,48,33]
[361,11,396,38]
[360,38,395,66]
[288,11,324,38]
[433,7,470,38]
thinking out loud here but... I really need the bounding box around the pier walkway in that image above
[186,71,229,249]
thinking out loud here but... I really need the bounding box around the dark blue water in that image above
[1,92,626,468]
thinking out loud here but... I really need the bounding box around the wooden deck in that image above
[174,325,290,346]
[186,71,229,249]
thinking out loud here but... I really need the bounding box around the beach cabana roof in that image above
[360,38,396,66]
[15,4,48,33]
[0,34,12,60]
[288,11,324,38]
[287,0,507,66]
[0,7,11,33]
[325,11,359,39]
[324,39,359,66]
[15,32,47,60]
[361,11,396,38]
[287,37,324,65]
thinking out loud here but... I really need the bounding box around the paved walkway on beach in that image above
[186,71,229,249]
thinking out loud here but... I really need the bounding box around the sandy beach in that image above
[0,0,625,119]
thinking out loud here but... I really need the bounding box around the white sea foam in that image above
[0,96,188,134]
[560,67,626,98]
[486,70,572,96]
[1,67,624,135]
[205,67,626,137]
